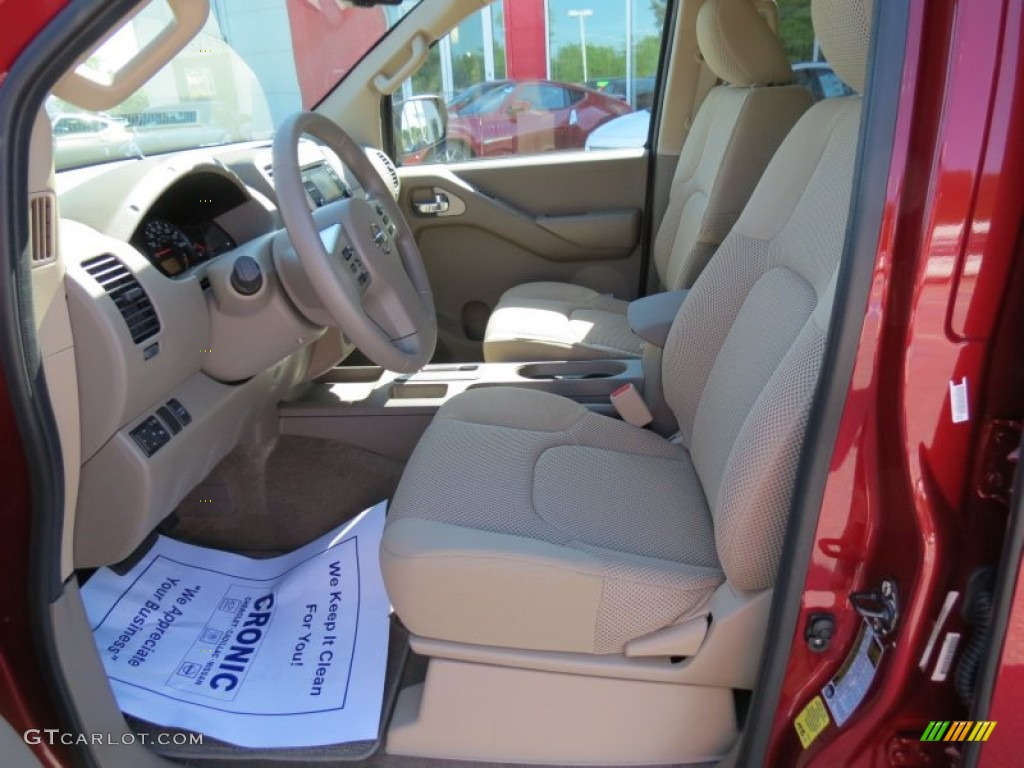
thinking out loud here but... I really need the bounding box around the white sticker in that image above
[931,632,962,682]
[950,378,970,424]
[919,591,960,670]
[822,621,884,727]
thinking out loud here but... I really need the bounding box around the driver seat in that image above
[382,0,871,661]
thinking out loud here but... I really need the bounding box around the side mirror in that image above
[395,95,448,163]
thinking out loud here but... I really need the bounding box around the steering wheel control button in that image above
[130,415,172,457]
[167,399,192,426]
[230,255,263,296]
[342,246,354,262]
[370,223,392,255]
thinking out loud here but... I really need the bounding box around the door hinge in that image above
[850,577,900,638]
[975,418,1022,505]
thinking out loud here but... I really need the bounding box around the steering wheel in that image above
[273,112,436,373]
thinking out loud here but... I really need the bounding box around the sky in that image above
[547,0,663,53]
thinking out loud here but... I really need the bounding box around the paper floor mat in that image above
[81,501,390,749]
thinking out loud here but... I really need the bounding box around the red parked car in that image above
[440,79,632,161]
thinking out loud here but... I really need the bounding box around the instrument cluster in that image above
[130,170,246,278]
[137,216,235,277]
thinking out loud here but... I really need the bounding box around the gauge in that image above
[141,218,196,276]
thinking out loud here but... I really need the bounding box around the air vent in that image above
[29,193,56,264]
[81,254,161,344]
[367,148,400,199]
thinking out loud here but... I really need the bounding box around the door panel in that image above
[398,150,647,361]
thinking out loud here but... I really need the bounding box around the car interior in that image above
[20,0,878,764]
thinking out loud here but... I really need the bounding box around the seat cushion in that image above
[483,282,643,363]
[382,387,724,655]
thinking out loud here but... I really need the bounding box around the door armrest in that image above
[627,290,689,348]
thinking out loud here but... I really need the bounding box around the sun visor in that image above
[53,0,209,112]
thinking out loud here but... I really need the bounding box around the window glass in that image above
[48,0,421,170]
[817,70,854,99]
[458,84,516,115]
[776,0,855,100]
[519,84,569,111]
[392,0,670,165]
[777,0,815,63]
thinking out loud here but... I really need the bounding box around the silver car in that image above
[52,113,138,168]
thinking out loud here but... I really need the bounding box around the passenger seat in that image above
[483,0,813,363]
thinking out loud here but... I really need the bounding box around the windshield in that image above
[49,0,420,171]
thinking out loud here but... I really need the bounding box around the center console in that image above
[280,358,644,460]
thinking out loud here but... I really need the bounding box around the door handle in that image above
[414,191,450,215]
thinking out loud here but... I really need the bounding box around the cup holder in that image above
[517,361,628,381]
[320,366,385,384]
[390,382,449,400]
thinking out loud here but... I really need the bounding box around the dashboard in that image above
[116,150,354,278]
[301,160,349,208]
[55,138,401,567]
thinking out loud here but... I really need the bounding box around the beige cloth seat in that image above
[482,282,644,361]
[383,0,872,656]
[483,0,813,363]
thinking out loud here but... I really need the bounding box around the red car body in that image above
[763,0,1024,764]
[2,1,1024,766]
[444,79,632,159]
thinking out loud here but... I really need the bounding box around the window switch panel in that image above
[130,416,171,457]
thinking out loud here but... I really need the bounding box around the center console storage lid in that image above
[627,290,689,348]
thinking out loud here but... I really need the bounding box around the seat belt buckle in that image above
[610,383,653,427]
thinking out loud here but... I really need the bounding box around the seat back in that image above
[663,0,874,591]
[652,0,812,291]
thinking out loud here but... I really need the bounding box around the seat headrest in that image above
[697,0,794,87]
[811,0,874,93]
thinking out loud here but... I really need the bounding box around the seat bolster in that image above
[484,282,640,363]
[381,518,606,654]
[500,281,607,305]
[438,386,587,432]
[484,335,633,364]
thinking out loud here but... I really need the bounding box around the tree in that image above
[452,52,485,90]
[632,35,662,77]
[650,0,667,27]
[411,44,443,96]
[777,0,815,62]
[551,43,624,84]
